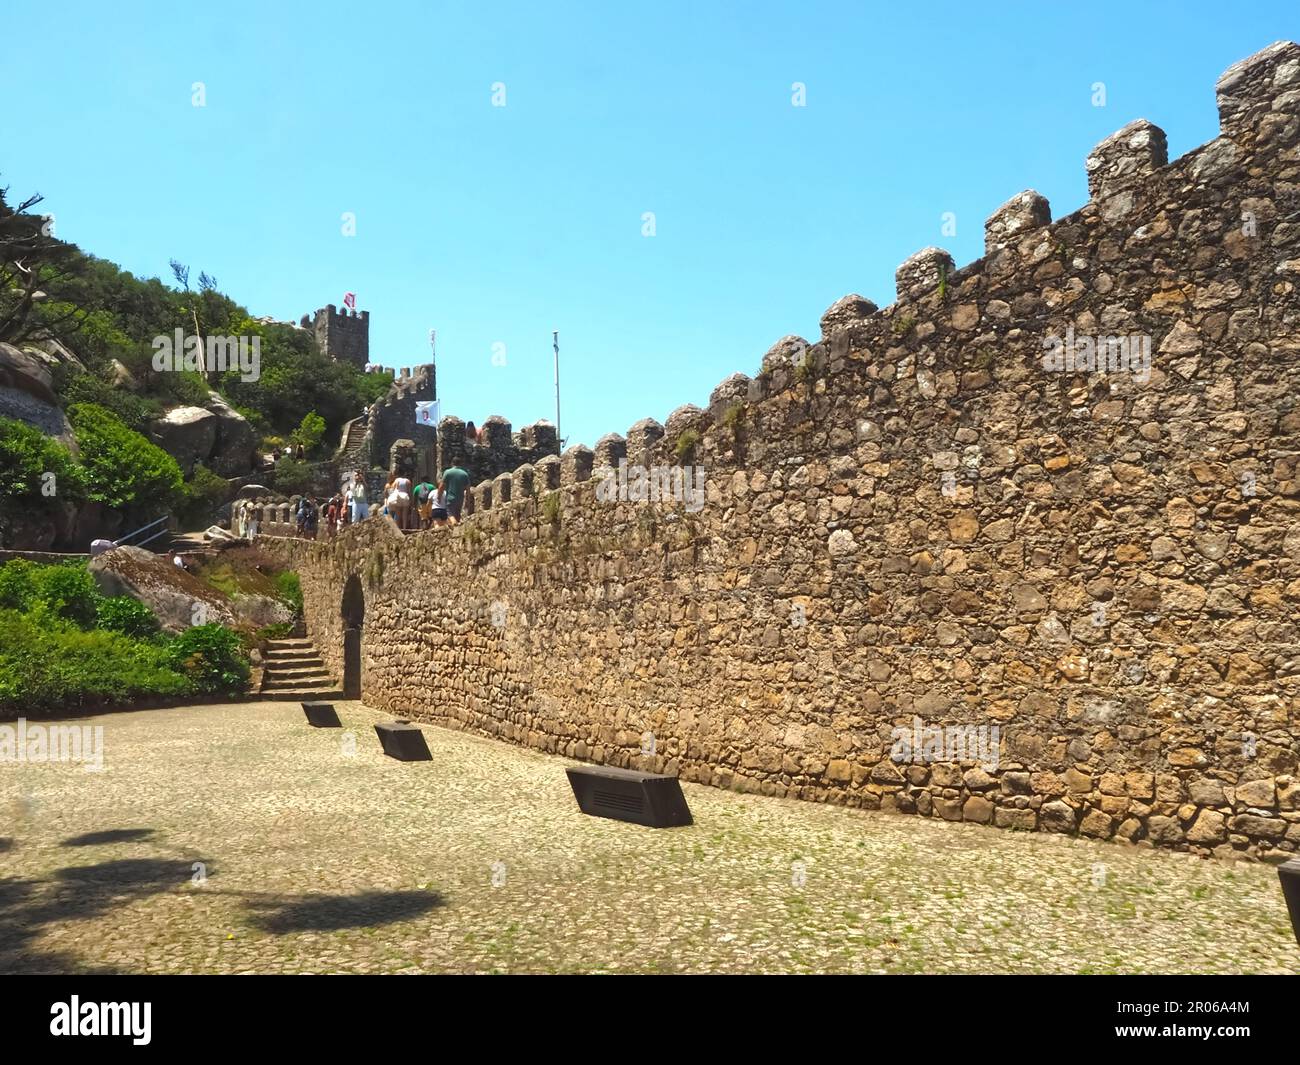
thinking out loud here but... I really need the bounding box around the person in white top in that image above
[349,472,369,523]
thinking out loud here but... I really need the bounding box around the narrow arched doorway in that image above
[341,574,365,699]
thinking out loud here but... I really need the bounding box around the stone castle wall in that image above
[366,364,438,476]
[436,415,559,487]
[264,43,1300,860]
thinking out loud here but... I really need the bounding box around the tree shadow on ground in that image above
[0,853,200,975]
[244,889,445,934]
[62,828,156,847]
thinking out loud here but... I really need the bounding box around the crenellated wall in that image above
[264,43,1300,860]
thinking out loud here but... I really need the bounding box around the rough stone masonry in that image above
[265,42,1300,860]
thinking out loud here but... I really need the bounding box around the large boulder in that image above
[109,359,141,391]
[203,391,257,476]
[0,342,56,404]
[229,593,293,629]
[70,500,125,546]
[0,338,84,452]
[26,337,85,377]
[88,545,235,633]
[0,505,60,551]
[0,381,76,450]
[148,406,219,475]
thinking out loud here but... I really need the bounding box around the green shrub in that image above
[59,374,161,434]
[290,411,327,454]
[0,609,188,715]
[0,559,101,627]
[97,595,161,639]
[255,622,294,641]
[0,558,39,611]
[674,428,701,463]
[542,491,561,526]
[273,456,313,495]
[168,623,250,695]
[0,416,87,506]
[179,463,229,526]
[68,403,184,516]
[275,571,303,615]
[33,563,101,627]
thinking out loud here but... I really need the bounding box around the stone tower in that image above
[304,304,370,368]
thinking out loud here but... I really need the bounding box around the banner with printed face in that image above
[415,400,440,427]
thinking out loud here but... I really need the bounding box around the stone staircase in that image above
[259,637,342,700]
[336,415,371,477]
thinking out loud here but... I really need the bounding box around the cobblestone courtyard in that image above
[1,701,1295,974]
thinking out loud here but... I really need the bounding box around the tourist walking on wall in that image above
[386,472,412,530]
[431,480,449,526]
[349,472,369,523]
[413,479,436,529]
[441,464,470,525]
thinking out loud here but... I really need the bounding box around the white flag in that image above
[415,400,440,427]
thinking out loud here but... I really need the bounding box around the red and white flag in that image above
[343,292,356,310]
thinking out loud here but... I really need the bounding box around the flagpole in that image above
[553,330,561,452]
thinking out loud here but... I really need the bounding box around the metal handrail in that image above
[116,515,169,548]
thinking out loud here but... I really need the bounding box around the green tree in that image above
[67,403,184,517]
[290,411,327,454]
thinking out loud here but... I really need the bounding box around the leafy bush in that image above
[290,411,327,454]
[275,571,303,615]
[97,595,161,638]
[674,428,701,463]
[0,556,252,712]
[68,402,184,515]
[256,621,294,641]
[32,562,101,627]
[0,558,38,611]
[273,456,313,495]
[179,463,229,526]
[0,558,100,626]
[0,609,188,715]
[60,373,161,434]
[0,416,87,506]
[168,623,250,695]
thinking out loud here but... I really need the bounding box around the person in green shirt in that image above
[441,465,470,524]
[412,480,437,528]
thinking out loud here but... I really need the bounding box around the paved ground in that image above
[1,701,1295,974]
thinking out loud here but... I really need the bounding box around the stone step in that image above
[263,668,331,682]
[262,677,335,692]
[262,666,331,679]
[263,651,324,664]
[260,688,346,701]
[260,637,333,697]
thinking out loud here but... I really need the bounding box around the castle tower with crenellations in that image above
[302,304,370,368]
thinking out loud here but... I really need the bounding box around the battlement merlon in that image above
[1216,40,1300,138]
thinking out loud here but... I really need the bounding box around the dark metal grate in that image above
[593,789,644,814]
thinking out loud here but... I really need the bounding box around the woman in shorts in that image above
[430,480,449,526]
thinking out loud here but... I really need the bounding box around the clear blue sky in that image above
[1,1,1291,448]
